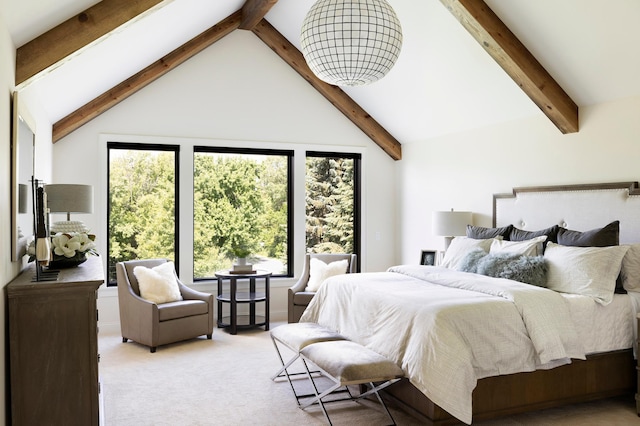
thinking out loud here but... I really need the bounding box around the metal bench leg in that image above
[271,337,308,405]
[271,336,332,405]
[270,336,299,380]
[363,381,400,426]
[301,358,341,425]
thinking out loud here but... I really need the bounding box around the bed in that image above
[300,182,640,425]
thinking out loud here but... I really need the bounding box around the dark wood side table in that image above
[215,270,271,335]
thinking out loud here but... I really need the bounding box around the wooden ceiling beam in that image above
[251,19,402,161]
[16,0,163,86]
[239,0,279,30]
[52,10,242,143]
[440,0,579,134]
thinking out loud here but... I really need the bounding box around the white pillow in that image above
[621,243,640,292]
[544,242,629,305]
[441,237,496,270]
[490,235,547,256]
[133,261,183,304]
[305,258,349,292]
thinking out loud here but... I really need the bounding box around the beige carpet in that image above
[99,323,638,425]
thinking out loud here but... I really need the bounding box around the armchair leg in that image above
[122,337,128,343]
[207,334,212,339]
[150,346,156,353]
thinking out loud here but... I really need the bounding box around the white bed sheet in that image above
[300,266,637,424]
[564,292,636,354]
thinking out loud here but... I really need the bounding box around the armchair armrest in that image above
[177,280,214,303]
[176,280,214,332]
[117,270,159,343]
[289,276,309,295]
[116,265,158,320]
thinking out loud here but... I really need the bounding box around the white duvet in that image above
[300,265,586,424]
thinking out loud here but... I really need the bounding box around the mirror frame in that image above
[11,91,37,262]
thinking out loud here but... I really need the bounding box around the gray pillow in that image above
[510,225,559,244]
[466,224,512,240]
[557,221,619,247]
[458,250,547,287]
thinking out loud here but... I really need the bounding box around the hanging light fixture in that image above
[300,0,403,87]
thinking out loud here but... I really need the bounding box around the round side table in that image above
[215,270,271,335]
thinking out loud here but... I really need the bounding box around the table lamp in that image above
[432,209,473,250]
[45,184,93,233]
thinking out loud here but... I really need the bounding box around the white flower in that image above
[72,233,96,253]
[51,232,96,258]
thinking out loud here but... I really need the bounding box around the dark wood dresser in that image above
[7,256,104,425]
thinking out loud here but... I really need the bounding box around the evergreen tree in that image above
[305,156,354,253]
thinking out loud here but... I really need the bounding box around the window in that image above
[107,143,179,284]
[305,152,361,265]
[193,147,293,279]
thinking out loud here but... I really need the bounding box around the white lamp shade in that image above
[432,211,473,237]
[300,0,403,87]
[45,184,94,214]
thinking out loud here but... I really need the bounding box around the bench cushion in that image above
[301,340,404,385]
[271,322,346,351]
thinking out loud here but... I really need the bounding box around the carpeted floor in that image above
[99,323,638,425]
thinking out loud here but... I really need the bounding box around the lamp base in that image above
[444,236,454,251]
[50,221,90,234]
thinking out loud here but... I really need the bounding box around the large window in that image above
[107,143,179,284]
[193,147,293,279]
[305,152,361,264]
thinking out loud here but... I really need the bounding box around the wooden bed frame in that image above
[383,182,640,424]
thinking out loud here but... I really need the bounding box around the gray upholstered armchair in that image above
[288,253,357,323]
[116,259,214,352]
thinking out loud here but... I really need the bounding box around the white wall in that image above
[1,12,56,422]
[397,95,640,262]
[52,31,398,331]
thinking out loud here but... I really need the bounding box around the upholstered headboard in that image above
[493,182,640,244]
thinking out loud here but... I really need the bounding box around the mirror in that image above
[11,91,36,262]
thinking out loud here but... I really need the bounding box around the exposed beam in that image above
[239,0,279,30]
[16,0,163,86]
[440,0,578,134]
[251,19,402,161]
[52,11,242,143]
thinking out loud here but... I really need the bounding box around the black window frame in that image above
[106,142,180,286]
[305,151,362,272]
[193,146,294,280]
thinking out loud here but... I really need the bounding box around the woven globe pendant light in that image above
[300,0,403,87]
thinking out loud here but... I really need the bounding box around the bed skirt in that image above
[382,349,636,425]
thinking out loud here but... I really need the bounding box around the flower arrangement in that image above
[52,232,97,258]
[28,232,98,267]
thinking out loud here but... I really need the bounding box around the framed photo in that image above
[420,249,438,266]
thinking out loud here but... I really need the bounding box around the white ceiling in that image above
[4,0,640,144]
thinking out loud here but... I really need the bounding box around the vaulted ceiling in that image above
[4,0,640,160]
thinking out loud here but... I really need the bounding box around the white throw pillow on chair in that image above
[305,258,349,292]
[134,261,183,304]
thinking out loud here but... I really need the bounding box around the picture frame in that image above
[420,249,438,266]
